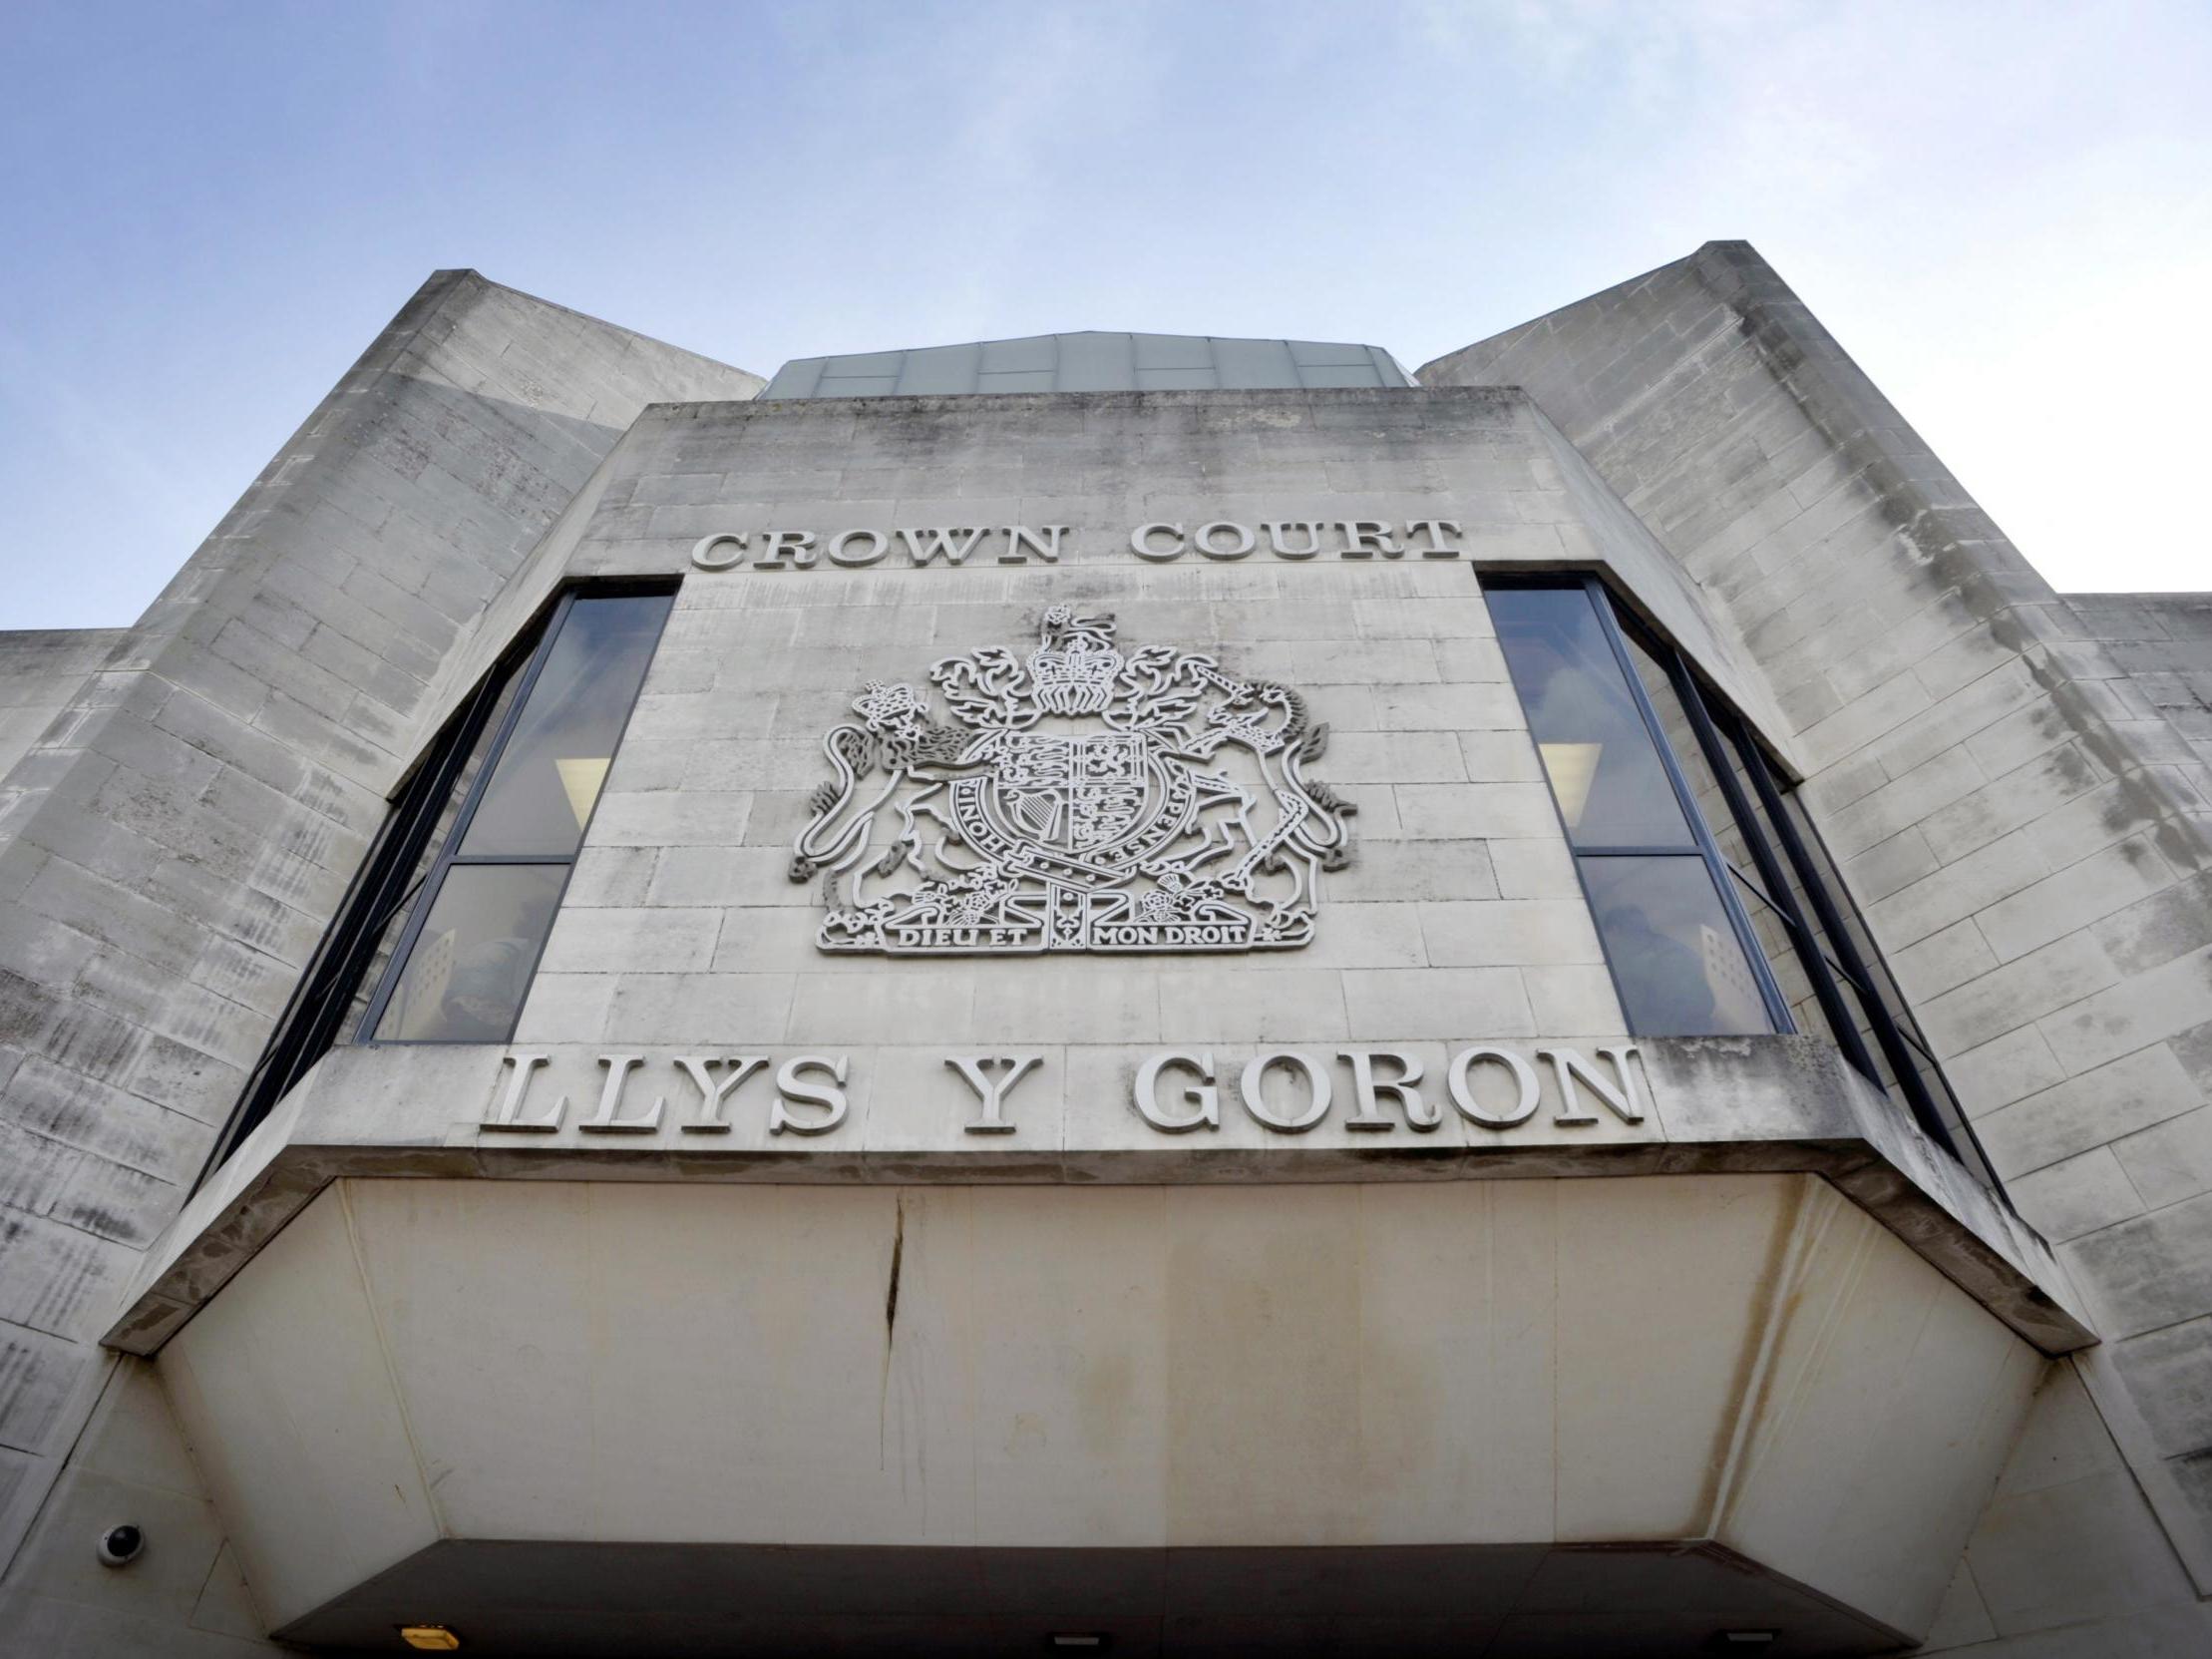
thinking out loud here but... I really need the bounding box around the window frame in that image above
[357,586,672,1045]
[200,580,673,1181]
[1485,572,1796,1037]
[1483,573,2000,1187]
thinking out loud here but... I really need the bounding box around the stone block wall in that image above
[518,388,1684,1077]
[1913,1361,2205,1654]
[522,558,1624,1065]
[0,630,130,782]
[0,271,761,1581]
[0,1359,278,1654]
[2057,593,2212,783]
[1423,239,2212,1634]
[7,253,2204,1650]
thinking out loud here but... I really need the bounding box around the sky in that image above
[3,0,2207,628]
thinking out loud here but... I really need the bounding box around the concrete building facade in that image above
[0,247,2206,1655]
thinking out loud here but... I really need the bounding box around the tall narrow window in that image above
[1484,575,1996,1186]
[206,586,672,1174]
[361,592,671,1042]
[1486,581,1782,1037]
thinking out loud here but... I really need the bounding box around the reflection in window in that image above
[1493,587,1691,847]
[1581,858,1772,1036]
[374,865,567,1041]
[334,667,527,1041]
[1484,575,1998,1188]
[359,591,671,1042]
[207,584,676,1172]
[458,597,668,859]
[1488,582,1774,1038]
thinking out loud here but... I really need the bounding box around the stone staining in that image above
[790,605,1357,955]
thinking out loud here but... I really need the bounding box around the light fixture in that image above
[1538,741,1601,828]
[555,756,611,829]
[398,1627,462,1652]
[1049,1638,1106,1650]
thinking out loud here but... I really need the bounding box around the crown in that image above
[852,679,927,732]
[1027,606,1122,715]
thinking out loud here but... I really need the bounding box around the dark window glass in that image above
[360,590,672,1043]
[1773,783,1993,1173]
[458,596,668,859]
[1488,586,1692,848]
[334,666,529,1037]
[1582,857,1773,1036]
[1623,629,1807,1038]
[1904,1036,1970,1144]
[202,585,675,1180]
[1728,872,1836,1048]
[1626,636,1735,848]
[1489,582,1777,1039]
[419,667,529,862]
[1483,575,1998,1192]
[339,891,421,1041]
[373,865,567,1041]
[1777,791,1918,1026]
[1714,736,1815,918]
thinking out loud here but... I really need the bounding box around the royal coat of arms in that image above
[790,606,1356,954]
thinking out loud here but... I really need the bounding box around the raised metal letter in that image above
[1136,1051,1219,1132]
[829,529,889,567]
[756,530,818,570]
[1339,1048,1438,1131]
[691,533,747,571]
[1337,521,1403,559]
[1130,523,1187,560]
[1195,521,1256,560]
[946,1053,1042,1134]
[1402,519,1462,558]
[1000,526,1067,565]
[675,1054,770,1133]
[579,1053,662,1133]
[1541,1045,1646,1125]
[899,527,986,567]
[1240,1049,1330,1133]
[770,1054,850,1136]
[483,1051,562,1132]
[1448,1044,1541,1129]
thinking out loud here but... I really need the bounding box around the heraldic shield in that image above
[790,606,1356,954]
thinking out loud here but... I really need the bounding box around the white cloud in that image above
[1397,0,2212,590]
[3,0,2206,622]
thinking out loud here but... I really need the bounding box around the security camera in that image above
[95,1524,144,1568]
